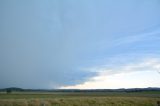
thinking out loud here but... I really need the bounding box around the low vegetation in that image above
[0,97,159,106]
[0,91,160,106]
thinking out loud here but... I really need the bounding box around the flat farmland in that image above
[0,91,160,106]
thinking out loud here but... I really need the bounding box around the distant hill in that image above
[0,87,24,92]
[0,87,160,93]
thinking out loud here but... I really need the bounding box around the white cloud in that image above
[60,58,160,89]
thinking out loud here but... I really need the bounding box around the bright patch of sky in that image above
[61,58,160,89]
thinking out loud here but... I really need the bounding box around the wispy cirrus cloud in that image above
[99,25,160,51]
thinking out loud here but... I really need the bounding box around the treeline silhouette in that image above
[0,87,160,93]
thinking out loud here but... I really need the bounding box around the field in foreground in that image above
[0,91,160,106]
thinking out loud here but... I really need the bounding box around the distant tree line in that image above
[0,87,160,94]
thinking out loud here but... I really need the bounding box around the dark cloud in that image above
[0,0,160,88]
[0,0,95,88]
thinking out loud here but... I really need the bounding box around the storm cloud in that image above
[0,0,160,88]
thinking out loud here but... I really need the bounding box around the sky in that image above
[0,0,160,89]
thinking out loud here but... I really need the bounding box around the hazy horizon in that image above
[0,0,160,89]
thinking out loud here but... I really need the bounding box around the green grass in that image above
[0,92,160,106]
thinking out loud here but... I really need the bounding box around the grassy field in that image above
[0,91,160,106]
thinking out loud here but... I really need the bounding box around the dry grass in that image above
[0,97,159,106]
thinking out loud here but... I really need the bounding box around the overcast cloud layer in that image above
[0,0,160,89]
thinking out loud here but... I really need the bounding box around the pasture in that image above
[0,91,160,106]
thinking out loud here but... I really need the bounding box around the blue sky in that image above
[0,0,160,89]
